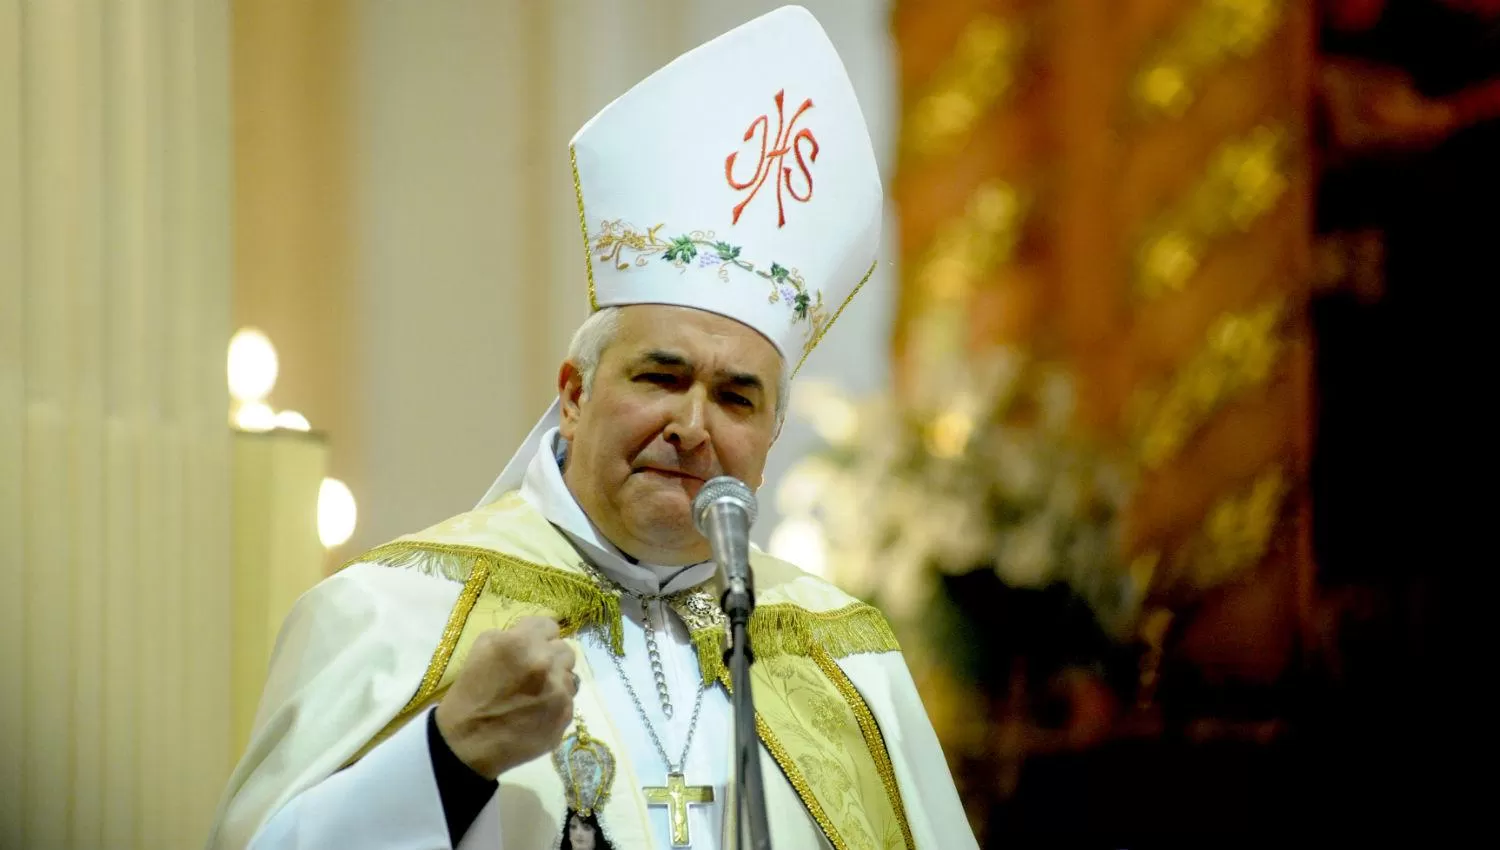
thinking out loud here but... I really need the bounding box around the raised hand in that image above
[433,616,579,779]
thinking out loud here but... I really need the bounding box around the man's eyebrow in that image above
[634,350,691,369]
[632,350,767,393]
[720,371,765,393]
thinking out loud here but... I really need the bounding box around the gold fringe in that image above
[692,628,726,686]
[480,550,624,656]
[359,542,896,673]
[356,540,624,655]
[345,539,474,580]
[691,602,900,684]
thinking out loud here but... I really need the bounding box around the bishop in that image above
[206,7,978,850]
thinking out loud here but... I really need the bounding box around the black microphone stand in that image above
[722,576,772,850]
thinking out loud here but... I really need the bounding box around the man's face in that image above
[559,305,782,565]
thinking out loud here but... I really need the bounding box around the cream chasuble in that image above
[206,430,976,850]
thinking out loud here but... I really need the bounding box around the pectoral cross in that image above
[643,772,715,847]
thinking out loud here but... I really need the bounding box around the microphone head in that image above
[692,476,758,534]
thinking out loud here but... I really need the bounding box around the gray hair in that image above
[566,306,789,427]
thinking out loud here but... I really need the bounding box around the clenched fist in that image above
[434,616,578,780]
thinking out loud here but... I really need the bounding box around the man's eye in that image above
[722,392,753,408]
[638,373,677,385]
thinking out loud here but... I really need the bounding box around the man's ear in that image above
[558,361,586,440]
[757,418,780,491]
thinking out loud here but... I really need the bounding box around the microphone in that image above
[694,476,771,849]
[692,476,758,620]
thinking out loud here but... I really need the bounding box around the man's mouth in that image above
[635,466,703,482]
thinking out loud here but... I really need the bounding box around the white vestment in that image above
[206,432,978,850]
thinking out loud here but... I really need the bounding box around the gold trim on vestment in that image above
[338,557,491,769]
[760,712,849,849]
[715,642,915,849]
[794,258,877,378]
[813,646,916,850]
[402,557,491,715]
[719,669,848,850]
[570,145,597,310]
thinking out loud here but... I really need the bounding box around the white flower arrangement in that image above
[773,348,1142,637]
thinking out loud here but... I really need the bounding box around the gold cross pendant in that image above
[643,772,715,847]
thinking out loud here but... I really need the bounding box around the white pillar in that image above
[0,1,233,847]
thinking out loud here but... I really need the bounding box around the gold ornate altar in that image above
[891,0,1318,841]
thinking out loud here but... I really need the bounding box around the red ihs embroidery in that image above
[725,90,818,228]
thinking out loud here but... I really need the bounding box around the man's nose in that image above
[663,387,709,451]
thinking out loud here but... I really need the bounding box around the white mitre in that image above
[476,4,882,507]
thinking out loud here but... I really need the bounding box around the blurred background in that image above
[2,0,1495,846]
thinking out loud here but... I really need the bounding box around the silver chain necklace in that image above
[638,594,676,717]
[580,568,724,847]
[580,561,692,718]
[601,625,709,772]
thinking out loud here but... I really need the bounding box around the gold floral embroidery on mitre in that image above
[588,219,831,361]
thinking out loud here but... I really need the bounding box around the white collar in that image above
[518,428,717,597]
